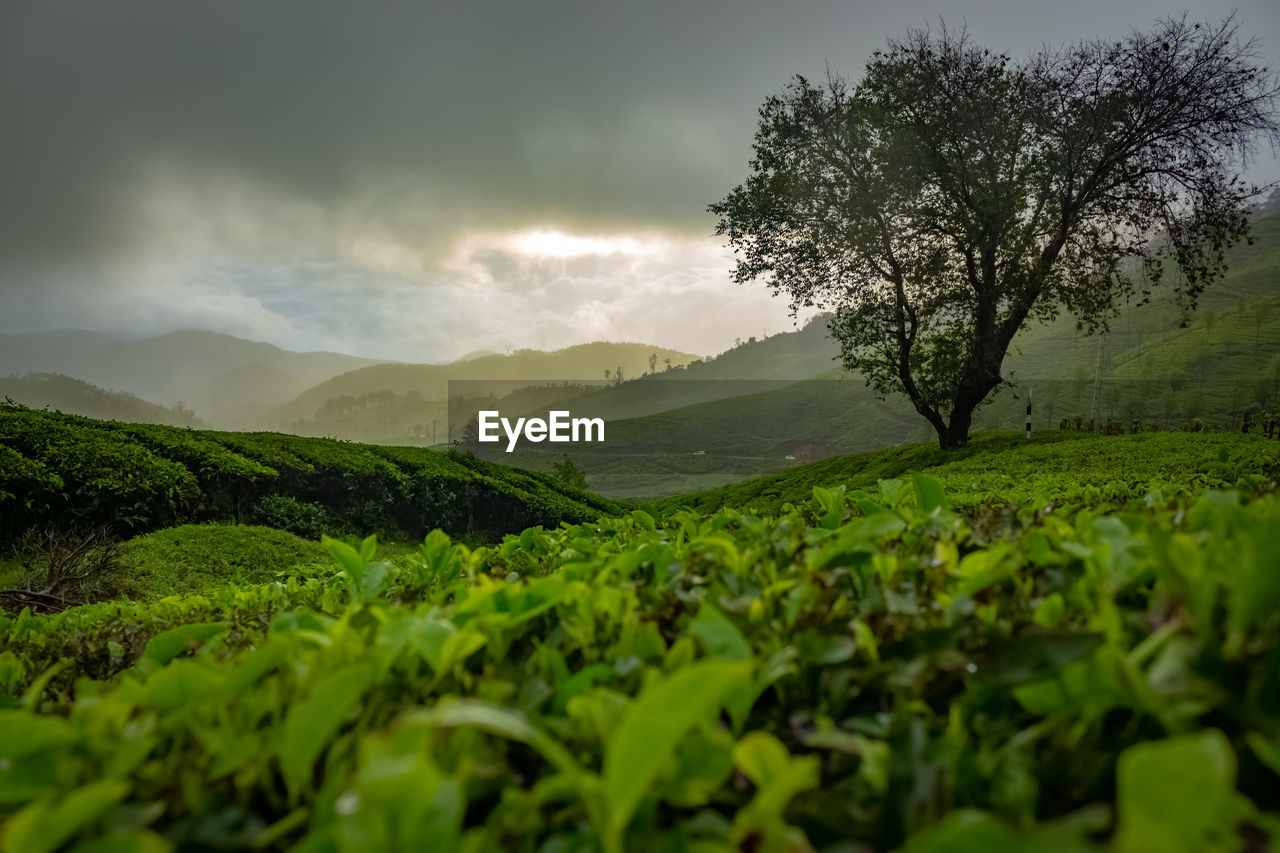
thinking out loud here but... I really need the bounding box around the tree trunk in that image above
[936,383,986,449]
[937,411,973,449]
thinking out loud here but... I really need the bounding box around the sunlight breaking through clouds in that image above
[503,230,658,259]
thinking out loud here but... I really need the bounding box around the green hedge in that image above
[0,404,622,543]
[1,479,1278,850]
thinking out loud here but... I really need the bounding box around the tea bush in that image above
[3,477,1278,851]
[0,404,623,543]
[658,430,1280,518]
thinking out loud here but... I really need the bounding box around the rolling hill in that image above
[0,373,205,427]
[0,405,621,545]
[267,341,703,440]
[0,329,385,421]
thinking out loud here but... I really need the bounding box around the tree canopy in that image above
[711,16,1280,447]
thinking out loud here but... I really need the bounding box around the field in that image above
[0,403,620,548]
[3,415,1280,851]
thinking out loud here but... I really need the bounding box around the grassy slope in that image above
[0,524,330,601]
[484,370,922,500]
[655,430,1280,516]
[113,524,330,600]
[0,373,206,428]
[489,317,843,423]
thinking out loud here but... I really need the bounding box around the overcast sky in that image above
[2,1,1278,362]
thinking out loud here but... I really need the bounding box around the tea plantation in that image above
[0,403,620,545]
[2,414,1280,851]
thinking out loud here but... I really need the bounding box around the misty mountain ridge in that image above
[265,341,705,437]
[0,328,387,420]
[0,373,205,427]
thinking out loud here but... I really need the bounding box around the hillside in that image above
[655,430,1280,517]
[461,207,1280,500]
[0,404,622,545]
[0,329,384,420]
[457,315,841,428]
[269,341,702,438]
[0,373,205,427]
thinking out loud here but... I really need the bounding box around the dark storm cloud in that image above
[1,0,1277,359]
[6,0,1272,266]
[0,0,792,263]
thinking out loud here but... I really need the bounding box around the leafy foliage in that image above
[113,524,330,601]
[658,430,1280,518]
[711,18,1280,447]
[552,453,589,490]
[2,472,1279,850]
[0,404,623,544]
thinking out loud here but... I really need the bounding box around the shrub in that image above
[249,494,333,540]
[3,481,1280,849]
[114,523,330,600]
[552,453,589,490]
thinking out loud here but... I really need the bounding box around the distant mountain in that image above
[455,349,502,362]
[481,316,841,426]
[0,373,205,427]
[267,342,702,439]
[0,329,386,420]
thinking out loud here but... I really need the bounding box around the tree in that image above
[552,454,589,491]
[711,16,1279,448]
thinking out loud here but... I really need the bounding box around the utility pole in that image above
[1025,387,1033,440]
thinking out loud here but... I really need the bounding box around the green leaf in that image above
[812,485,846,529]
[418,700,582,775]
[659,727,735,807]
[1114,730,1238,853]
[323,534,365,587]
[279,666,372,800]
[359,533,378,564]
[603,660,750,850]
[0,650,26,693]
[358,560,396,602]
[1033,593,1066,628]
[902,809,1094,853]
[795,631,856,665]
[730,731,820,848]
[911,472,949,513]
[690,602,751,661]
[3,780,129,853]
[0,710,73,760]
[850,619,880,665]
[732,730,791,787]
[630,509,656,531]
[142,622,229,665]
